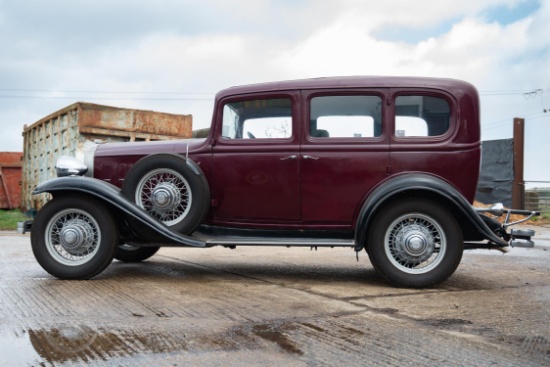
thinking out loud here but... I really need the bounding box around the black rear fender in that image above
[355,174,508,252]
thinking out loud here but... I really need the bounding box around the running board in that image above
[191,232,356,248]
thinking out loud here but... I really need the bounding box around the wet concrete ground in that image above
[0,225,549,366]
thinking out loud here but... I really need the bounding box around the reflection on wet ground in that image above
[27,325,187,364]
[8,317,550,366]
[12,322,304,365]
[3,324,297,365]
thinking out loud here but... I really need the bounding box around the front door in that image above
[211,94,301,224]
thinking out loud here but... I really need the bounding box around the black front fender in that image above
[33,176,206,247]
[354,174,508,252]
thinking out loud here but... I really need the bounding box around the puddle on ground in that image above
[0,325,188,365]
[0,321,304,365]
[1,319,547,365]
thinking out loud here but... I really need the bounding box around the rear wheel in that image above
[367,198,463,288]
[114,245,160,262]
[31,195,118,279]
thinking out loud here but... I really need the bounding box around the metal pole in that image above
[512,118,525,209]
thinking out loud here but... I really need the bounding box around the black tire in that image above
[121,154,210,235]
[31,195,119,280]
[114,245,160,262]
[367,198,463,288]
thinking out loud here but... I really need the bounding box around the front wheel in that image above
[31,195,119,279]
[367,198,463,288]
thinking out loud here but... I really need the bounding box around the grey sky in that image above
[0,0,548,186]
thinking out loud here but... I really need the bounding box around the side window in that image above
[222,98,292,139]
[395,95,450,137]
[310,96,382,138]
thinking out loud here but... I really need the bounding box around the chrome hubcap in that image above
[45,209,101,266]
[385,213,446,274]
[59,219,94,255]
[151,182,181,211]
[395,224,435,263]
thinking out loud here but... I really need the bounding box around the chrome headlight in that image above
[55,156,88,177]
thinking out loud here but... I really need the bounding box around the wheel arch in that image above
[354,173,507,252]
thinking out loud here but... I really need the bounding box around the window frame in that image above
[306,91,387,143]
[390,90,456,143]
[216,93,299,145]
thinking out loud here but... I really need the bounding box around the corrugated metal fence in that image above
[526,188,550,215]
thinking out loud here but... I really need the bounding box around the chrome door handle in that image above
[303,155,319,160]
[280,155,297,160]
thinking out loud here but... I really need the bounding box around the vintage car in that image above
[21,76,539,287]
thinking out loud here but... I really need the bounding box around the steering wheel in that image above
[247,132,256,139]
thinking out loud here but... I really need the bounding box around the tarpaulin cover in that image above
[475,138,513,207]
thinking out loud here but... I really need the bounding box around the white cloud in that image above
[0,0,548,183]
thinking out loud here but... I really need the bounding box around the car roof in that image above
[215,76,477,99]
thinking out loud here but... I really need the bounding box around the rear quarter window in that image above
[395,95,450,137]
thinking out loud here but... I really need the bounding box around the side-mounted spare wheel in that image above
[31,195,119,280]
[121,154,210,237]
[367,198,463,288]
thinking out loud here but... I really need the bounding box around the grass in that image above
[530,212,550,224]
[0,209,30,231]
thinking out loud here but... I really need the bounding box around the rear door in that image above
[300,90,390,228]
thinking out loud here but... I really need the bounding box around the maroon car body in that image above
[94,76,480,229]
[26,76,538,287]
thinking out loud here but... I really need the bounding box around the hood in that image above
[95,138,207,158]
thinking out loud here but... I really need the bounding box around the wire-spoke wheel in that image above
[367,198,463,288]
[135,168,191,226]
[384,213,446,274]
[122,154,210,236]
[45,208,102,266]
[31,195,118,279]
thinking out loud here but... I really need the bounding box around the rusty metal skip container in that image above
[21,102,192,212]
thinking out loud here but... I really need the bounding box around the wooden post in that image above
[512,118,525,209]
